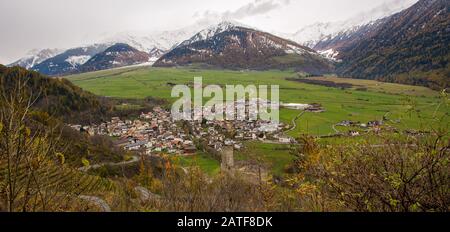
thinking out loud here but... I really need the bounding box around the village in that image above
[68,105,289,156]
[67,98,402,157]
[333,112,404,137]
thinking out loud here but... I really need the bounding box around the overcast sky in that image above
[0,0,418,64]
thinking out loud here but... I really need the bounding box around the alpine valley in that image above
[0,0,449,214]
[7,0,449,90]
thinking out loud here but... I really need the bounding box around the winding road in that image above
[332,124,340,133]
[286,111,305,133]
[78,155,140,172]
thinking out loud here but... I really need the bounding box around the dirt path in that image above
[332,124,340,133]
[286,111,305,133]
[261,140,295,145]
[78,155,140,172]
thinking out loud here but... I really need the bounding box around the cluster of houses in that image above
[69,107,197,155]
[336,119,385,136]
[68,106,287,156]
[184,119,288,151]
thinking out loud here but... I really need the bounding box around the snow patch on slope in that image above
[65,55,91,67]
[318,49,340,62]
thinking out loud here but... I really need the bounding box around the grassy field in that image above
[66,66,448,137]
[304,76,438,96]
[65,66,449,176]
[235,142,294,176]
[175,153,220,176]
[173,143,293,177]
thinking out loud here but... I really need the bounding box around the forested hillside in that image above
[336,0,449,90]
[0,65,112,124]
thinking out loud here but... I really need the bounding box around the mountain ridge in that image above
[79,43,150,72]
[287,0,418,48]
[8,48,63,69]
[335,0,449,89]
[31,44,110,76]
[5,1,448,89]
[154,22,334,74]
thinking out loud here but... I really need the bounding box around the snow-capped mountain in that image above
[178,21,252,47]
[335,0,449,90]
[100,23,210,61]
[312,19,388,60]
[9,22,207,73]
[8,48,63,69]
[102,32,175,53]
[32,44,109,76]
[289,0,419,49]
[80,43,151,72]
[9,19,248,74]
[148,48,165,62]
[8,1,420,74]
[99,20,251,60]
[11,21,217,75]
[154,21,334,74]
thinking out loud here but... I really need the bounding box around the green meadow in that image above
[173,143,293,177]
[175,152,221,176]
[66,66,448,176]
[235,142,294,176]
[66,66,447,137]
